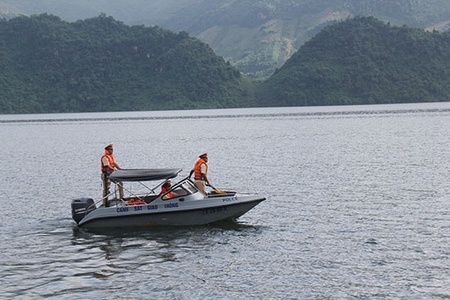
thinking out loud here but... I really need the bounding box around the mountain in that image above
[2,1,450,79]
[0,14,254,114]
[2,14,450,114]
[258,17,450,106]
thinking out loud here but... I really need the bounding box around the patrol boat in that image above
[71,168,266,228]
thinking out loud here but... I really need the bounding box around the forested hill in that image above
[3,15,450,114]
[3,1,450,79]
[258,17,450,106]
[0,14,252,114]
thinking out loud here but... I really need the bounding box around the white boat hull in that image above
[77,195,265,228]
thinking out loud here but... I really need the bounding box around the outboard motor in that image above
[71,198,96,224]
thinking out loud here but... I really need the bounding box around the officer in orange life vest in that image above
[159,180,177,199]
[190,153,211,194]
[101,144,123,206]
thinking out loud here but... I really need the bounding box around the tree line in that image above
[1,15,450,114]
[258,16,450,106]
[0,14,254,113]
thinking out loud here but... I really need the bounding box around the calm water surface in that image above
[1,103,449,299]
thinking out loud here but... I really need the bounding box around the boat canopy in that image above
[109,168,182,182]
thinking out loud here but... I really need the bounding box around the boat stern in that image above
[71,197,96,224]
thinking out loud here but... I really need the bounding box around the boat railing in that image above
[99,181,162,207]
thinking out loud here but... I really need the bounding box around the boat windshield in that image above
[161,180,198,200]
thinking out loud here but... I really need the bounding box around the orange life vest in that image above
[101,151,117,173]
[160,186,174,198]
[128,198,146,205]
[194,158,208,180]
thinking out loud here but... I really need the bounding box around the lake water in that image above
[1,103,449,299]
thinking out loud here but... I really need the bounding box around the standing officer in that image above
[190,153,211,194]
[101,144,123,206]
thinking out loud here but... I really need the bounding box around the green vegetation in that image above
[0,14,254,114]
[3,1,450,79]
[258,17,450,106]
[2,15,450,113]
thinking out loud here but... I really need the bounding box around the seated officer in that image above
[160,180,177,199]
